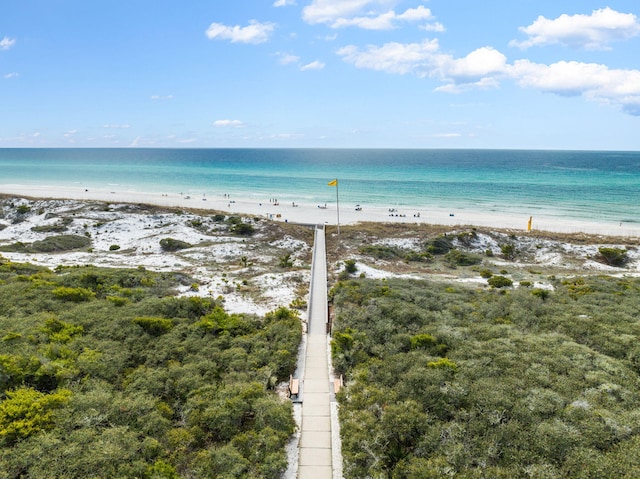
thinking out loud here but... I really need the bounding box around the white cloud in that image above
[3,72,19,79]
[508,60,640,114]
[103,124,131,129]
[439,47,507,80]
[510,7,640,50]
[421,22,445,33]
[397,6,434,22]
[273,0,296,6]
[303,0,374,25]
[337,35,640,114]
[205,20,275,44]
[332,11,397,30]
[276,52,300,65]
[300,60,325,71]
[151,94,174,101]
[64,129,78,137]
[337,40,505,91]
[337,39,440,75]
[213,120,246,128]
[303,1,438,30]
[0,37,16,50]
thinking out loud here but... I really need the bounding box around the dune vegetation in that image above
[0,258,301,479]
[331,275,640,478]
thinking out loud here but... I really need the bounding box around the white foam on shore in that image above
[2,183,639,237]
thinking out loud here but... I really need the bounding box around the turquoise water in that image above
[1,148,639,225]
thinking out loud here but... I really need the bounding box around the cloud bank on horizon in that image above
[1,1,639,149]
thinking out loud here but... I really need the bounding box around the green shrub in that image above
[106,295,129,306]
[30,221,70,233]
[212,214,226,222]
[16,205,31,215]
[359,245,400,260]
[410,333,435,350]
[279,253,294,268]
[344,259,357,274]
[479,269,493,278]
[404,251,433,262]
[52,286,96,302]
[520,280,533,287]
[132,316,174,335]
[425,235,453,255]
[532,288,551,300]
[487,275,513,288]
[159,238,192,251]
[598,247,628,267]
[426,357,458,372]
[109,244,121,251]
[231,222,255,236]
[0,387,71,444]
[500,243,517,260]
[0,235,91,253]
[41,316,84,342]
[289,297,307,310]
[445,248,482,267]
[226,216,242,225]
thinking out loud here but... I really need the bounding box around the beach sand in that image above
[1,186,639,321]
[1,183,638,237]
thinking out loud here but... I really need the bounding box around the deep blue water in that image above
[1,148,639,224]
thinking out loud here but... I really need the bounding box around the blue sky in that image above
[1,1,639,149]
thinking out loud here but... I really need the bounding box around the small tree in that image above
[159,238,192,252]
[500,243,517,260]
[598,247,628,267]
[487,275,513,288]
[232,222,255,236]
[279,253,294,268]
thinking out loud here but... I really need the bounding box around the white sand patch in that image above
[533,251,566,267]
[0,197,314,317]
[351,263,422,280]
[532,282,554,290]
[373,237,422,250]
[456,277,490,285]
[270,235,310,253]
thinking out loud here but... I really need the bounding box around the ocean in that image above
[1,148,639,227]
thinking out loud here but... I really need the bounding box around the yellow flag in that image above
[327,179,338,186]
[527,216,532,232]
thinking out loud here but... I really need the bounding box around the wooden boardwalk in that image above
[297,225,340,478]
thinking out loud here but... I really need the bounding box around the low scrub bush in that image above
[598,247,628,267]
[487,275,513,288]
[52,286,96,302]
[0,235,91,253]
[445,248,482,267]
[359,245,401,260]
[231,222,255,236]
[132,316,174,335]
[159,238,192,252]
[425,235,453,255]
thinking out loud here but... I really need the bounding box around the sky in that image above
[1,1,639,150]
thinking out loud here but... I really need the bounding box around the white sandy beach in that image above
[2,187,639,325]
[1,183,638,237]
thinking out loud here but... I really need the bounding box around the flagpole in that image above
[336,180,340,235]
[327,179,340,235]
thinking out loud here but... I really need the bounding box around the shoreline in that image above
[1,183,639,238]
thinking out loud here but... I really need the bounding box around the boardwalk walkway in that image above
[296,225,341,478]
